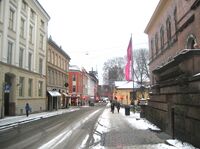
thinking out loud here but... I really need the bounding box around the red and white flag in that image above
[125,36,132,81]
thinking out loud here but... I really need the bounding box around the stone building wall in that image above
[144,0,200,147]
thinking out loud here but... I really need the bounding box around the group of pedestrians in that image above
[110,100,120,113]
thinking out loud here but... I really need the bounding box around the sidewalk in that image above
[0,107,80,131]
[93,104,197,149]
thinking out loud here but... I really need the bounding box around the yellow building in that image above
[113,81,149,105]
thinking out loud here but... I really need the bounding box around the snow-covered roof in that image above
[114,81,139,89]
[69,65,81,71]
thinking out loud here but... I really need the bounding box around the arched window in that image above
[151,39,154,58]
[155,33,159,53]
[174,7,177,32]
[160,26,164,49]
[186,34,197,49]
[166,17,172,42]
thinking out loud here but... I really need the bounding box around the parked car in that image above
[138,98,148,105]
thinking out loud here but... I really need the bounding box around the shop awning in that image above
[48,91,61,97]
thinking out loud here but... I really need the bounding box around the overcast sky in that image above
[38,0,159,84]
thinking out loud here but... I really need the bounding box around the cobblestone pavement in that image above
[99,108,174,149]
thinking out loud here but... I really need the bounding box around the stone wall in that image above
[145,49,200,148]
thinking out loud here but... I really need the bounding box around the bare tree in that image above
[103,57,125,85]
[133,48,150,86]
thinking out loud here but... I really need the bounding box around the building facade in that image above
[0,0,50,117]
[47,37,70,110]
[145,0,200,147]
[68,65,83,106]
[88,71,98,103]
[82,68,88,105]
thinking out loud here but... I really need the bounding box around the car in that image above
[138,98,148,105]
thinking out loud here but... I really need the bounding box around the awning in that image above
[48,91,61,97]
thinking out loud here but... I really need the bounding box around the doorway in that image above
[4,74,13,116]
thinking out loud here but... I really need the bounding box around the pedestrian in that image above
[116,102,120,113]
[111,102,115,113]
[25,103,31,117]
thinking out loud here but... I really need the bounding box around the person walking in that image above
[25,103,31,117]
[116,102,120,113]
[111,102,115,113]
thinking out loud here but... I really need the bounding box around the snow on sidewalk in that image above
[92,104,198,149]
[0,107,79,130]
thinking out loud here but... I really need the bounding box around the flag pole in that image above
[131,34,134,89]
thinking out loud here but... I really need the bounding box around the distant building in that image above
[98,85,112,100]
[68,66,99,106]
[68,65,83,106]
[88,70,98,103]
[0,0,50,117]
[145,0,200,147]
[113,81,149,105]
[47,37,71,110]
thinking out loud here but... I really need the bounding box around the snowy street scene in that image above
[0,104,197,149]
[0,0,200,148]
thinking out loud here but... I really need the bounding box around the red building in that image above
[68,65,83,106]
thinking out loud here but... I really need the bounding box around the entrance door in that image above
[4,73,15,116]
[4,93,9,116]
[171,108,175,139]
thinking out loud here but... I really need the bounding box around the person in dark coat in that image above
[116,102,120,113]
[111,102,115,113]
[25,103,31,117]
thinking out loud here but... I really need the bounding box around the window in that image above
[19,77,24,96]
[7,41,13,64]
[38,81,43,96]
[55,54,57,65]
[47,49,50,62]
[72,75,76,81]
[29,25,33,43]
[28,52,32,71]
[39,58,43,74]
[30,9,35,20]
[186,34,197,49]
[22,0,27,11]
[28,79,32,96]
[40,20,44,29]
[58,56,61,67]
[174,7,177,32]
[51,51,54,63]
[155,33,158,54]
[9,8,15,30]
[39,34,44,49]
[151,39,154,59]
[160,26,164,49]
[52,71,55,85]
[20,18,25,38]
[166,17,172,42]
[72,86,76,92]
[19,47,24,68]
[0,0,2,22]
[47,69,50,84]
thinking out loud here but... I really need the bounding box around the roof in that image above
[114,81,139,89]
[69,65,81,71]
[144,0,167,33]
[48,37,71,60]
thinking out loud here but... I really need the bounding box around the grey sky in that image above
[38,0,159,84]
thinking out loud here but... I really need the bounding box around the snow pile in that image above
[166,139,198,149]
[119,108,160,131]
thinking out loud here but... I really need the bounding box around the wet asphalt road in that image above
[0,105,106,149]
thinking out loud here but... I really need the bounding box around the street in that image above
[0,105,105,149]
[0,104,196,149]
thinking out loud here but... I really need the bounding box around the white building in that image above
[0,0,50,117]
